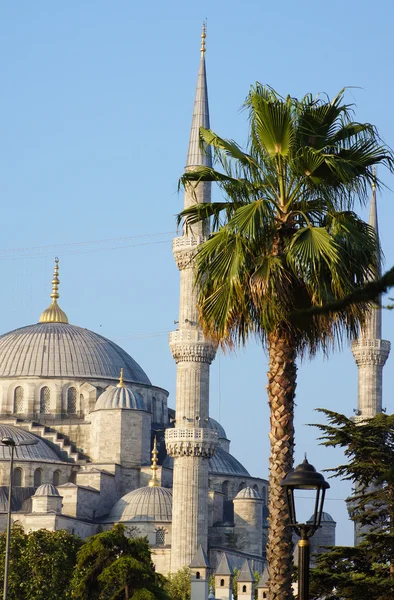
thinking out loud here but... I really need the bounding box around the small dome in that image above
[95,386,145,410]
[234,487,260,500]
[308,511,336,523]
[208,418,228,440]
[109,486,172,522]
[34,484,60,497]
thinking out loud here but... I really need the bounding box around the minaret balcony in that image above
[165,427,218,458]
[169,329,217,364]
[352,338,391,366]
[172,236,206,270]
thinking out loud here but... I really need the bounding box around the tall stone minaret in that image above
[351,179,390,420]
[165,24,217,573]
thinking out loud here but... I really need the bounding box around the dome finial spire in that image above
[117,368,125,388]
[39,258,69,324]
[200,20,206,56]
[148,436,160,487]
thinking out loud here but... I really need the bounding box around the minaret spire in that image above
[351,177,390,420]
[186,22,211,170]
[166,26,217,572]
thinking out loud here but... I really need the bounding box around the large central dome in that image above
[0,323,151,385]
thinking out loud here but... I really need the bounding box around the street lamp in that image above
[281,457,330,600]
[1,436,38,600]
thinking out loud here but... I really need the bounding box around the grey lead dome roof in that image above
[0,425,64,463]
[0,323,151,385]
[95,385,145,410]
[109,486,172,522]
[163,447,250,477]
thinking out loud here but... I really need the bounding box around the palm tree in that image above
[178,85,393,600]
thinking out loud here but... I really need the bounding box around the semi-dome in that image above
[0,323,151,385]
[234,487,260,500]
[34,484,60,496]
[208,418,228,440]
[163,446,250,477]
[208,447,250,476]
[0,425,64,463]
[109,486,172,522]
[95,370,145,410]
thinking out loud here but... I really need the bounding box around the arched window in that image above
[40,387,50,413]
[13,468,23,487]
[53,470,61,486]
[155,528,166,546]
[14,387,24,413]
[238,481,246,492]
[67,388,77,413]
[196,572,200,580]
[263,593,267,599]
[242,585,247,593]
[220,579,225,587]
[253,484,260,497]
[261,487,267,505]
[222,480,229,500]
[34,468,42,487]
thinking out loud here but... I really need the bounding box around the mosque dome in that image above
[163,446,250,477]
[108,486,172,522]
[208,447,250,476]
[234,487,260,500]
[0,259,151,385]
[34,484,60,497]
[0,323,151,385]
[94,370,145,410]
[208,417,228,440]
[308,511,336,523]
[0,425,64,463]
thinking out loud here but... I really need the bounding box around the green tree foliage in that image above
[71,524,169,600]
[310,410,394,600]
[0,523,82,599]
[179,84,393,599]
[164,567,191,600]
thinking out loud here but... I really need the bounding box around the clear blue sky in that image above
[1,1,394,545]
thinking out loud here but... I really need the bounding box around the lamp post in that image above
[281,457,330,600]
[1,436,38,600]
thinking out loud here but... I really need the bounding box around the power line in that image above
[0,231,178,260]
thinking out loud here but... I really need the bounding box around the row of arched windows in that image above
[13,467,61,487]
[13,386,78,414]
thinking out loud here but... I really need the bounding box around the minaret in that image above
[165,23,217,573]
[351,177,390,420]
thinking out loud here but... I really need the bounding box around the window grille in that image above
[34,469,42,487]
[40,387,50,413]
[155,528,166,546]
[13,468,23,487]
[14,387,24,413]
[53,470,60,486]
[67,388,77,413]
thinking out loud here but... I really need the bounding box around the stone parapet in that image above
[165,427,217,458]
[351,339,391,366]
[172,236,204,270]
[169,329,217,364]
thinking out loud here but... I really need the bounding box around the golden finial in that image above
[148,436,160,487]
[200,21,206,56]
[117,368,126,388]
[39,258,69,324]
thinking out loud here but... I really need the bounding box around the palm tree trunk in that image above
[266,329,297,600]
